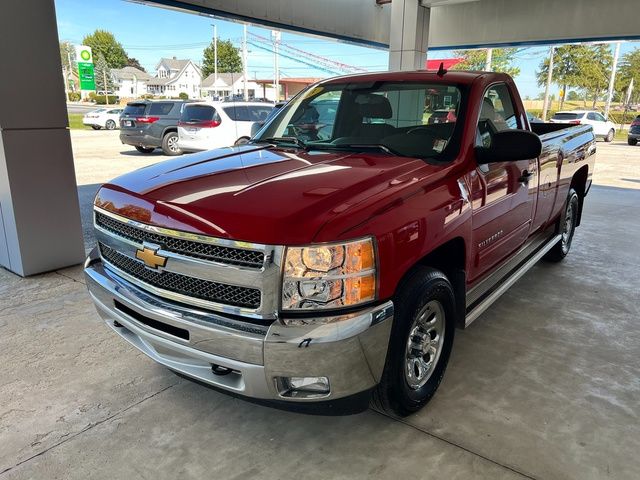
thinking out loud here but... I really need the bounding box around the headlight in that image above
[282,237,376,310]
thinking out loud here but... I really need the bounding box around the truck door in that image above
[468,83,537,283]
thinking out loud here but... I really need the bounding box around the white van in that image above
[177,102,274,152]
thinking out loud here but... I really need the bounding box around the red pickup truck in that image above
[85,71,596,416]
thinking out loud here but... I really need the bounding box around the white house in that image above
[201,73,276,101]
[147,57,202,99]
[110,66,150,99]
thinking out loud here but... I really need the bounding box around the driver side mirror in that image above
[475,129,542,164]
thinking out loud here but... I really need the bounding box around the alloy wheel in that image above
[404,300,445,390]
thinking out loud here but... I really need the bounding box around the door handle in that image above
[518,170,534,184]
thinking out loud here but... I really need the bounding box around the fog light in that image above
[276,376,330,398]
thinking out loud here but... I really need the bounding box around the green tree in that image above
[94,53,115,95]
[537,45,586,109]
[454,48,521,77]
[82,30,128,68]
[566,90,580,101]
[616,48,640,105]
[202,39,242,77]
[576,44,612,108]
[59,41,77,94]
[126,57,146,72]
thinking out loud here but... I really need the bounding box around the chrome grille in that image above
[95,211,264,268]
[99,243,261,309]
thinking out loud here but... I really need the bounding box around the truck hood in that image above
[96,145,429,244]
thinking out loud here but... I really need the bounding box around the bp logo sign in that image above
[75,45,95,91]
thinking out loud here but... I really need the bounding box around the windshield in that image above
[253,81,464,159]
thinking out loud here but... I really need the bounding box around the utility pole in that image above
[242,24,249,101]
[542,46,555,122]
[604,41,621,119]
[272,31,280,102]
[212,24,218,99]
[67,50,74,93]
[485,48,493,71]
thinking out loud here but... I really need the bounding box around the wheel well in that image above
[163,127,177,137]
[571,165,588,226]
[414,237,466,328]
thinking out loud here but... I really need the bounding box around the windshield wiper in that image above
[310,143,407,157]
[256,137,307,149]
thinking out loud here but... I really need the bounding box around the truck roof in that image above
[320,70,510,86]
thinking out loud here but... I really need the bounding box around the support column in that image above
[0,0,84,276]
[388,0,430,71]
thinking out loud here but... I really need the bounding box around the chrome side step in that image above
[464,234,561,327]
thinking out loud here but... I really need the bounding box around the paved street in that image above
[0,131,639,479]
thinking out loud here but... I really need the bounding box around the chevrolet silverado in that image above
[85,70,596,416]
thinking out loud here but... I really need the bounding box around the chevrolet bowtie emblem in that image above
[135,246,167,270]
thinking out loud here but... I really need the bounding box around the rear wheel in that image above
[628,138,638,146]
[162,131,181,156]
[372,267,456,416]
[135,146,155,154]
[545,188,579,262]
[105,119,116,130]
[605,129,614,142]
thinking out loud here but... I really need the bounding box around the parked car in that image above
[245,101,286,141]
[550,110,616,141]
[82,108,123,130]
[86,71,596,416]
[119,100,192,155]
[178,102,273,152]
[627,115,640,145]
[526,112,543,123]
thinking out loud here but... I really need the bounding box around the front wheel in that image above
[91,125,101,130]
[372,267,456,416]
[545,188,579,262]
[628,138,638,146]
[234,136,250,146]
[605,129,614,142]
[162,131,182,156]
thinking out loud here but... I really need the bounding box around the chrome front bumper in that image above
[84,248,393,405]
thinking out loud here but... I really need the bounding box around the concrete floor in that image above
[1,133,639,479]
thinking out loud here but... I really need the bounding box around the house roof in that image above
[156,57,191,71]
[201,72,245,88]
[111,66,151,81]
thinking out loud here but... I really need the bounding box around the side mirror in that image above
[475,129,542,164]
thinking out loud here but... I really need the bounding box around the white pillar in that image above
[0,0,85,276]
[388,0,430,71]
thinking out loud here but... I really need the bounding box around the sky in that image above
[55,0,640,99]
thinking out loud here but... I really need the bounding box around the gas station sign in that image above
[75,45,95,91]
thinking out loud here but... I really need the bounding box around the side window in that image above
[477,83,519,147]
[248,106,273,121]
[594,113,607,122]
[149,102,174,116]
[587,112,597,121]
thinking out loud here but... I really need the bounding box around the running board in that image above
[464,234,562,327]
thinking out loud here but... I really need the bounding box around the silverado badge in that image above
[135,246,167,270]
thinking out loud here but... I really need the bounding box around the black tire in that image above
[91,125,101,130]
[605,129,614,142]
[372,267,456,417]
[234,136,251,146]
[161,131,182,156]
[628,138,638,146]
[135,146,155,154]
[105,119,116,130]
[544,188,579,262]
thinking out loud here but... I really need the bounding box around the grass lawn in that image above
[68,113,91,130]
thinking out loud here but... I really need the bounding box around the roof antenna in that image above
[437,62,447,77]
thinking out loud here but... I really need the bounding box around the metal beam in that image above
[136,0,640,50]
